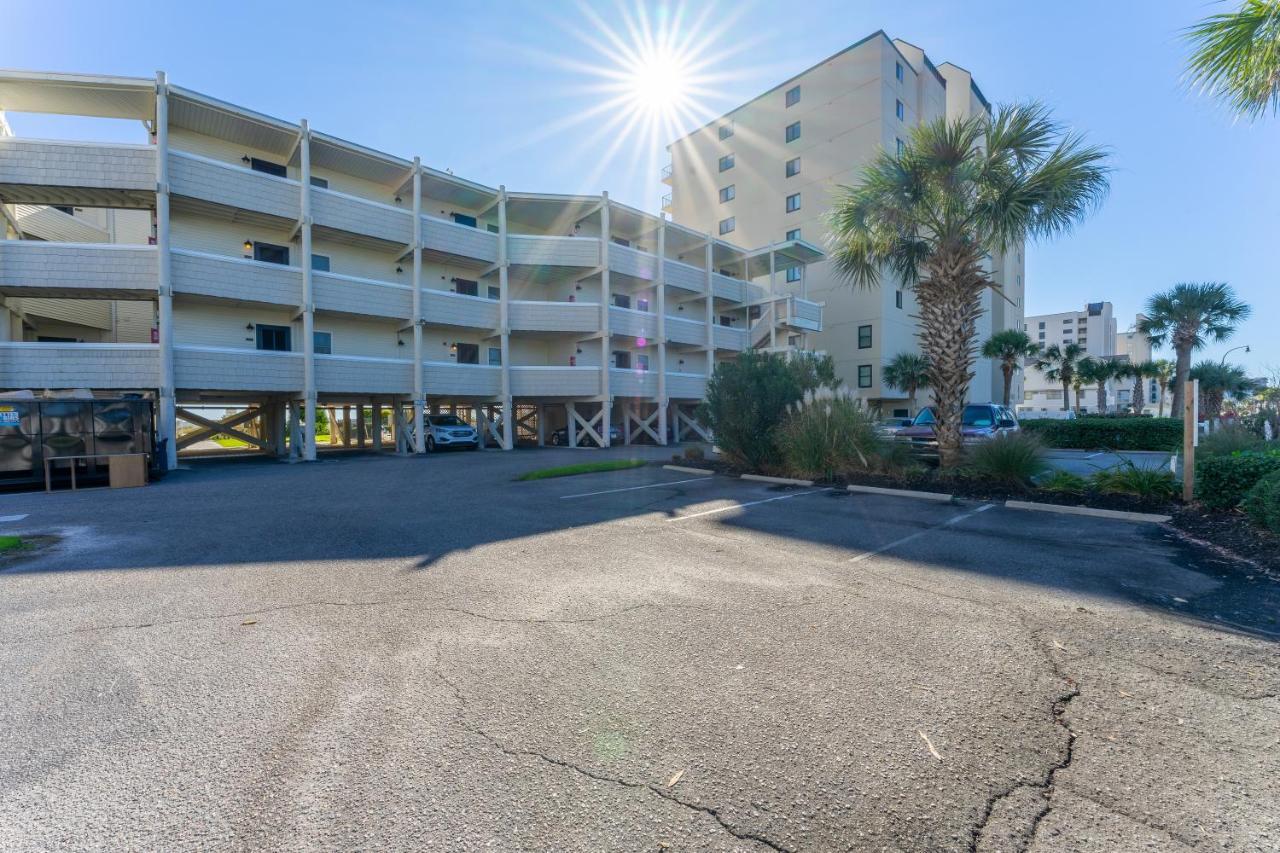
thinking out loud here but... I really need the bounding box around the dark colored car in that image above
[549,424,624,447]
[894,403,1019,452]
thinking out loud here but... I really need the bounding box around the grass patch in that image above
[516,459,648,481]
[0,535,25,553]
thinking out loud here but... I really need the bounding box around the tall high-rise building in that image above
[665,31,1024,416]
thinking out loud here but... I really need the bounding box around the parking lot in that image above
[1,447,1277,851]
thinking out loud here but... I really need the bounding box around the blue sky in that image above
[4,0,1277,375]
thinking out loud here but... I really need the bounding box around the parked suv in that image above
[894,403,1019,452]
[425,414,479,451]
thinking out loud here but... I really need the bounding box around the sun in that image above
[624,47,693,118]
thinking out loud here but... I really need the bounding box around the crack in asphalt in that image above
[428,659,792,853]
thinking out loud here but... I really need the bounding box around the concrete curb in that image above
[662,464,717,476]
[1004,500,1171,524]
[740,473,815,487]
[846,484,954,502]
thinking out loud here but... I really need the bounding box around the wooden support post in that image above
[567,402,577,448]
[1183,379,1197,503]
[537,404,546,447]
[372,402,383,452]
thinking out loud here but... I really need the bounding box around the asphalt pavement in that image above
[0,446,1275,851]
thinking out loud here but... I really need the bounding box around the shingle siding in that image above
[0,139,154,191]
[0,243,156,295]
[0,344,159,389]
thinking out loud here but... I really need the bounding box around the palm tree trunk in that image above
[1132,376,1143,414]
[908,387,917,416]
[1096,383,1106,413]
[1158,383,1166,418]
[1060,377,1071,411]
[1001,364,1013,407]
[1171,344,1193,417]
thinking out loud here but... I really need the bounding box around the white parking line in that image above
[848,503,995,563]
[666,488,833,521]
[560,476,712,500]
[0,514,28,523]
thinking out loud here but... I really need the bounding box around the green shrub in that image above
[964,432,1050,489]
[1019,417,1183,451]
[682,445,705,462]
[1242,471,1280,533]
[1198,426,1264,458]
[1038,469,1088,493]
[778,389,882,481]
[1092,462,1178,501]
[698,351,834,470]
[872,440,919,476]
[1195,451,1280,510]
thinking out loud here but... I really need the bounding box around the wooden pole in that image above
[1182,379,1197,503]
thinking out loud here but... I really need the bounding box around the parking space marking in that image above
[0,514,28,523]
[560,476,712,500]
[666,488,833,521]
[848,503,995,563]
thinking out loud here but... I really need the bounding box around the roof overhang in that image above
[744,239,825,277]
[0,69,154,120]
[503,192,601,232]
[169,86,298,156]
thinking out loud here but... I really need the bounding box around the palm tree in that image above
[1153,360,1175,416]
[827,104,1109,466]
[1125,360,1161,414]
[981,329,1040,407]
[1190,360,1254,420]
[1184,0,1280,120]
[882,352,931,415]
[1035,343,1087,412]
[1137,283,1251,417]
[1077,357,1120,413]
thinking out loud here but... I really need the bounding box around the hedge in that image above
[1019,417,1183,451]
[1243,471,1280,534]
[1195,451,1280,511]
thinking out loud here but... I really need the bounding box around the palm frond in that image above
[1184,0,1280,120]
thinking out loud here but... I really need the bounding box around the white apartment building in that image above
[0,70,824,469]
[664,31,1024,418]
[1020,302,1154,412]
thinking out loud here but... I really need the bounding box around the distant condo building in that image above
[1020,302,1155,413]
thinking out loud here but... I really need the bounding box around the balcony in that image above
[169,150,299,222]
[510,366,600,397]
[509,300,599,333]
[172,250,300,307]
[713,324,748,351]
[665,371,707,399]
[316,354,413,395]
[663,259,704,293]
[0,242,157,299]
[665,315,706,346]
[314,271,412,320]
[711,272,745,303]
[423,361,501,398]
[421,216,498,265]
[608,305,658,340]
[174,345,303,392]
[312,186,411,246]
[0,139,154,207]
[660,163,673,184]
[0,342,159,390]
[608,244,658,282]
[609,367,657,398]
[422,288,499,329]
[508,234,599,268]
[660,193,672,212]
[791,297,822,331]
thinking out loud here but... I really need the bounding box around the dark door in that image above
[254,242,290,265]
[256,324,292,351]
[455,343,479,364]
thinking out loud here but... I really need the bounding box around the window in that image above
[858,325,872,349]
[895,99,904,120]
[748,305,762,322]
[249,157,286,178]
[785,121,801,143]
[896,138,905,157]
[785,193,801,213]
[719,315,734,327]
[455,343,479,364]
[488,347,502,366]
[310,254,330,272]
[895,290,903,309]
[636,354,650,371]
[718,216,735,235]
[253,242,289,265]
[786,228,801,241]
[453,278,478,296]
[893,408,909,418]
[53,205,74,215]
[313,331,332,355]
[487,286,500,300]
[718,153,734,172]
[637,297,650,312]
[786,266,802,283]
[719,184,735,203]
[785,157,801,178]
[487,223,499,233]
[613,350,632,369]
[1038,321,1046,329]
[612,293,631,309]
[895,61,904,82]
[1038,332,1045,340]
[309,175,328,189]
[451,213,477,228]
[785,85,800,107]
[256,324,291,352]
[858,365,872,388]
[611,236,631,247]
[718,123,734,140]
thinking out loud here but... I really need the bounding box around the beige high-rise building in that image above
[664,31,1024,417]
[1020,302,1154,413]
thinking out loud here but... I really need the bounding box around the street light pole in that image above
[1220,344,1250,366]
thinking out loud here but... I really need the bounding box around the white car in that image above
[425,414,479,451]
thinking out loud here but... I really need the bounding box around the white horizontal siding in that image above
[0,139,154,191]
[169,151,299,221]
[608,306,658,339]
[423,362,501,397]
[172,250,300,306]
[314,272,411,320]
[0,242,156,296]
[712,273,744,303]
[422,289,499,329]
[508,235,598,268]
[312,188,412,245]
[422,216,498,263]
[793,298,822,330]
[609,367,657,398]
[509,300,599,332]
[0,342,158,390]
[315,355,413,394]
[509,366,599,397]
[713,325,747,351]
[666,315,706,346]
[666,372,707,399]
[663,259,704,292]
[13,205,109,242]
[13,297,112,330]
[609,244,657,281]
[174,345,302,392]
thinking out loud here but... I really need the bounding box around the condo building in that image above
[1020,302,1154,412]
[0,70,824,469]
[663,31,1024,418]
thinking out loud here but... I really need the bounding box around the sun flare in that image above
[624,47,693,118]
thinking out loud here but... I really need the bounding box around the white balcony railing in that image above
[663,259,704,293]
[665,315,706,346]
[510,366,600,397]
[422,288,500,329]
[423,361,502,397]
[174,345,303,393]
[609,367,657,398]
[314,271,413,320]
[509,300,599,333]
[0,242,157,298]
[0,138,154,200]
[316,354,413,394]
[422,216,499,264]
[609,244,658,281]
[508,234,599,268]
[172,250,300,307]
[0,342,159,390]
[713,324,748,351]
[665,371,708,399]
[312,186,412,245]
[711,272,744,303]
[169,150,299,222]
[608,305,659,340]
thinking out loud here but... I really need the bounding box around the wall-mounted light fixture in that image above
[245,323,255,330]
[243,239,253,253]
[397,339,405,346]
[575,347,583,355]
[394,196,402,204]
[241,155,251,165]
[395,266,404,274]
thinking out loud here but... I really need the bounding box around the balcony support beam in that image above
[655,221,668,445]
[703,234,715,382]
[411,158,426,453]
[497,185,513,450]
[769,241,777,352]
[299,119,317,461]
[155,71,178,471]
[598,192,612,447]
